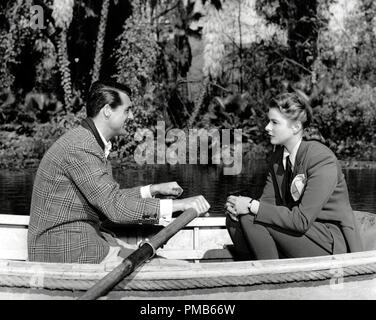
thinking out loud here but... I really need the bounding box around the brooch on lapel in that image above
[290,173,306,201]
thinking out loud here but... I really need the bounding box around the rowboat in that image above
[0,210,376,300]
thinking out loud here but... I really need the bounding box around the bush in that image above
[315,84,376,160]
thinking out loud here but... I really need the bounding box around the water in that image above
[1,162,376,216]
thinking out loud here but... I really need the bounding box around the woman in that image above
[225,91,363,260]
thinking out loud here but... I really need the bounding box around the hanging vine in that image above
[188,2,225,127]
[52,0,74,110]
[91,0,110,84]
[0,0,26,90]
[187,76,210,127]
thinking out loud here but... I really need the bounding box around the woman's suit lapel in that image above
[273,141,309,201]
[274,159,284,201]
[293,140,308,176]
[271,146,284,202]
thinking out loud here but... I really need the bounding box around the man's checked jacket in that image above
[28,120,161,263]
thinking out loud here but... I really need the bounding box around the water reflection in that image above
[344,169,376,213]
[112,161,269,216]
[1,162,376,216]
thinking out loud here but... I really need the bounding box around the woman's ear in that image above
[292,121,303,135]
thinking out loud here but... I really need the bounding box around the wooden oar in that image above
[79,208,199,300]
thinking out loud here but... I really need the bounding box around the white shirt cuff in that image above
[140,185,153,198]
[158,199,173,225]
[250,200,260,215]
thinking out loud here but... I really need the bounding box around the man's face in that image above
[108,92,134,136]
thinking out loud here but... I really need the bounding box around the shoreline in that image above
[1,159,376,171]
[340,160,376,169]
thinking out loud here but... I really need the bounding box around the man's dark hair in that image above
[86,81,132,117]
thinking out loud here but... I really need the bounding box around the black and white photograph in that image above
[0,0,376,305]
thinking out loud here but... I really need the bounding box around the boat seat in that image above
[0,211,375,262]
[0,215,29,260]
[355,211,376,251]
[0,215,233,262]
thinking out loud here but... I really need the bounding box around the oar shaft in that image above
[79,208,199,300]
[79,244,153,300]
[149,208,199,249]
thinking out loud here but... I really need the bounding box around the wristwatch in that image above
[248,198,255,214]
[248,198,257,216]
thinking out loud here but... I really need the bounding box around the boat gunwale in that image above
[1,249,376,281]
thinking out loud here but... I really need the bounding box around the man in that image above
[28,81,210,264]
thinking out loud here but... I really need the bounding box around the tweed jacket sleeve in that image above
[64,143,160,224]
[255,151,338,235]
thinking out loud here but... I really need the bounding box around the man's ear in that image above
[103,104,111,118]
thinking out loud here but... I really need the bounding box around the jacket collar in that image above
[272,146,285,200]
[80,117,105,151]
[294,140,310,175]
[282,139,302,169]
[273,140,308,199]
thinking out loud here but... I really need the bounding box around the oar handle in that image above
[148,208,199,250]
[79,208,200,300]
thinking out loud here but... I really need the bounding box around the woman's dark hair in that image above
[86,81,132,117]
[271,90,313,129]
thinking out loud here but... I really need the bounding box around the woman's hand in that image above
[224,199,238,222]
[227,195,252,215]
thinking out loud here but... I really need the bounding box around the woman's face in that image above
[265,107,295,146]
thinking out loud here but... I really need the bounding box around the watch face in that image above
[248,199,258,215]
[248,200,253,213]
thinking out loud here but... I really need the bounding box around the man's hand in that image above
[173,195,210,215]
[150,182,183,198]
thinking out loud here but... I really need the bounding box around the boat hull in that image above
[1,250,376,299]
[0,210,376,299]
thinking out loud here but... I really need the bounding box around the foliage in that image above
[56,31,73,108]
[91,0,110,84]
[193,0,298,158]
[52,0,74,29]
[114,0,163,157]
[310,0,376,160]
[0,88,85,168]
[1,0,376,169]
[53,0,74,109]
[0,0,100,168]
[0,0,36,91]
[193,0,376,161]
[314,84,376,160]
